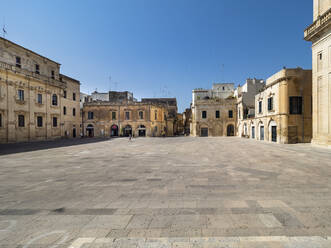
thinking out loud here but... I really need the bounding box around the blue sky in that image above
[2,0,313,112]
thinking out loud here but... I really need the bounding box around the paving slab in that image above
[0,137,331,247]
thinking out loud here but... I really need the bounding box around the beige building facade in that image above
[83,101,172,138]
[304,0,331,147]
[191,84,237,137]
[0,38,80,143]
[235,78,265,137]
[247,68,312,144]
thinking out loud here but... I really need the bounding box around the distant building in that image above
[191,83,237,137]
[0,37,80,143]
[91,91,109,102]
[252,68,312,144]
[183,107,192,135]
[192,83,234,105]
[304,1,331,147]
[83,101,172,137]
[109,91,135,103]
[141,98,178,135]
[235,78,265,137]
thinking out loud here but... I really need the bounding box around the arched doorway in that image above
[73,128,76,138]
[86,124,94,137]
[111,124,118,137]
[124,125,132,137]
[138,125,146,137]
[227,124,234,136]
[269,120,277,142]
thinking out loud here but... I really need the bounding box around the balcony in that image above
[304,8,331,41]
[0,61,66,89]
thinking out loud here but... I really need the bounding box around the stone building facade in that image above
[235,78,265,137]
[0,38,80,143]
[250,68,312,144]
[304,0,331,147]
[191,84,237,137]
[141,98,178,135]
[83,101,171,137]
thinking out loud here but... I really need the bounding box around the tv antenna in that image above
[2,18,7,38]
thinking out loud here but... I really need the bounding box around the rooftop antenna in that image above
[2,18,7,38]
[108,75,112,91]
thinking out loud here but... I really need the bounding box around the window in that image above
[18,89,24,101]
[289,96,302,114]
[18,115,24,127]
[16,56,21,68]
[37,116,43,127]
[35,64,40,74]
[139,111,144,120]
[268,97,273,111]
[63,90,67,98]
[317,52,323,71]
[222,87,225,90]
[0,113,2,127]
[239,109,241,119]
[228,110,233,118]
[51,70,55,79]
[259,101,262,113]
[37,94,42,104]
[52,94,58,106]
[88,111,94,119]
[215,110,220,118]
[63,106,66,115]
[202,111,207,119]
[125,111,130,120]
[155,110,157,120]
[73,93,76,101]
[73,108,76,116]
[112,111,116,120]
[53,117,58,127]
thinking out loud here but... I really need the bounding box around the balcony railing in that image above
[0,61,66,88]
[304,8,331,41]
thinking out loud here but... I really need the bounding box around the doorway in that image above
[227,124,234,136]
[138,125,146,137]
[271,126,277,142]
[111,124,118,137]
[73,128,76,138]
[124,125,132,137]
[260,126,264,141]
[200,128,208,137]
[252,126,255,139]
[86,124,94,137]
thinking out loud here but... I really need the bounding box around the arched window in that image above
[63,106,66,115]
[52,94,58,106]
[73,108,76,116]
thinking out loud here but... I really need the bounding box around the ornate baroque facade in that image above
[0,38,80,143]
[304,0,331,146]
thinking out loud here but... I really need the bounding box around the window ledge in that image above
[15,99,26,105]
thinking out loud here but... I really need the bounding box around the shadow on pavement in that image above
[0,137,111,156]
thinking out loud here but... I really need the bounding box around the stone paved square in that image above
[0,137,331,247]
